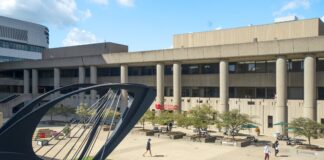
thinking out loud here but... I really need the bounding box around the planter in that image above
[221,139,251,147]
[201,136,216,143]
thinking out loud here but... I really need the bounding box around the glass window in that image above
[288,60,303,72]
[318,87,324,100]
[317,59,324,71]
[268,116,273,128]
[202,63,218,74]
[255,61,266,73]
[229,63,236,73]
[256,88,266,98]
[165,65,172,75]
[266,88,276,99]
[266,61,275,73]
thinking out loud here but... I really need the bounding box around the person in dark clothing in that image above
[168,122,173,132]
[143,138,152,157]
[274,140,279,157]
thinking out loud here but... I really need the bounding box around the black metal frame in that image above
[0,83,156,160]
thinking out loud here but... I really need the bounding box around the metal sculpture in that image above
[0,83,156,160]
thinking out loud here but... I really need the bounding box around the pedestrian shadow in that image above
[153,154,165,157]
[278,155,289,157]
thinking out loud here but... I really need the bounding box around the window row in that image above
[0,40,45,53]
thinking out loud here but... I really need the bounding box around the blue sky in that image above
[0,0,324,51]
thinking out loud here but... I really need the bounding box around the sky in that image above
[0,0,323,52]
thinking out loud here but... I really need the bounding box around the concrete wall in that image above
[43,42,128,59]
[150,97,324,136]
[174,19,321,48]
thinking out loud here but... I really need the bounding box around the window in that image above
[268,116,273,128]
[255,61,266,72]
[318,87,324,100]
[165,65,172,75]
[266,88,276,99]
[288,60,303,72]
[266,61,275,73]
[317,59,324,71]
[202,63,218,74]
[256,88,266,98]
[229,63,236,73]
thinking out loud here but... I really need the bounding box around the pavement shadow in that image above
[251,140,272,147]
[153,155,165,157]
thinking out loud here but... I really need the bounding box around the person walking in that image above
[274,140,279,157]
[264,143,271,160]
[143,138,152,157]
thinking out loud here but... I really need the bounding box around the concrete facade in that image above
[0,18,324,135]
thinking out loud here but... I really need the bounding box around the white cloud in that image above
[215,26,222,30]
[274,0,311,16]
[321,16,324,22]
[63,28,98,46]
[90,0,108,5]
[117,0,134,7]
[0,0,91,26]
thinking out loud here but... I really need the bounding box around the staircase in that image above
[0,94,33,119]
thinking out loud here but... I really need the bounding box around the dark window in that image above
[229,87,235,98]
[288,60,303,72]
[202,63,218,74]
[317,59,324,71]
[318,87,324,100]
[229,63,236,73]
[192,88,200,97]
[128,67,141,76]
[61,69,78,77]
[203,87,219,97]
[142,66,156,75]
[165,65,172,75]
[266,88,276,99]
[255,61,266,73]
[266,61,276,73]
[256,88,266,98]
[268,116,273,128]
[182,87,190,97]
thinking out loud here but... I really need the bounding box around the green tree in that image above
[188,104,216,135]
[155,110,174,126]
[46,107,60,122]
[76,103,91,122]
[174,112,192,129]
[139,110,156,130]
[290,117,324,145]
[219,109,253,140]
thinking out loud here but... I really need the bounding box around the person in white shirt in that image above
[264,144,271,160]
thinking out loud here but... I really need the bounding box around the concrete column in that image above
[79,66,85,84]
[32,69,38,94]
[156,63,165,109]
[276,56,288,135]
[304,55,316,120]
[121,64,128,110]
[219,60,229,113]
[54,68,60,89]
[23,69,30,94]
[173,62,181,111]
[90,66,98,101]
[79,66,86,103]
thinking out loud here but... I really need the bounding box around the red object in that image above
[155,103,164,110]
[39,133,45,138]
[163,105,178,110]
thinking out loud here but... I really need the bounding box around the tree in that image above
[188,104,216,135]
[219,109,253,140]
[76,103,91,123]
[139,110,156,130]
[289,117,324,145]
[46,107,60,122]
[155,110,174,126]
[174,112,192,129]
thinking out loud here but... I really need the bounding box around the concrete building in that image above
[0,16,49,62]
[0,18,324,135]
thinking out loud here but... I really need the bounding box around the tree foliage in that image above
[187,104,216,130]
[139,110,156,130]
[155,110,173,126]
[219,109,253,140]
[289,117,324,145]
